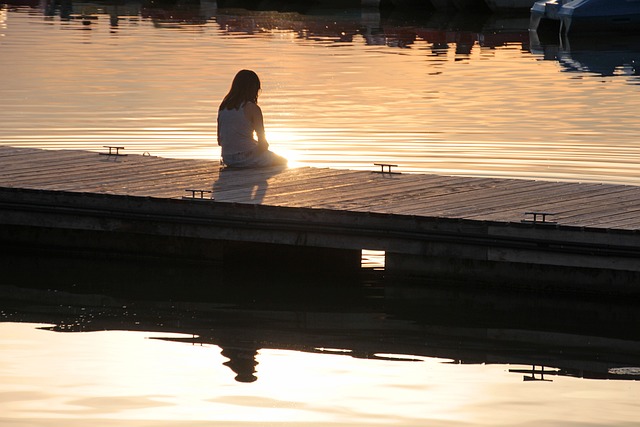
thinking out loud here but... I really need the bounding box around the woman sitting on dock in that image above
[217,70,287,168]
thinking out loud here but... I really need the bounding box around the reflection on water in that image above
[1,1,640,185]
[531,31,640,77]
[1,249,640,425]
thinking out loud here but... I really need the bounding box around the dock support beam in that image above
[0,224,362,282]
[385,253,640,295]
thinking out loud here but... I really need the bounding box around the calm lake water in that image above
[1,1,640,426]
[1,0,640,184]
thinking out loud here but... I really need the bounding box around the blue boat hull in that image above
[559,0,640,33]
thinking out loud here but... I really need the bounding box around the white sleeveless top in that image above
[217,105,257,156]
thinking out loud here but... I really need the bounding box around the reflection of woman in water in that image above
[217,69,287,168]
[221,346,259,383]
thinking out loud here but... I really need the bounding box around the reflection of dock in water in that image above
[2,271,640,383]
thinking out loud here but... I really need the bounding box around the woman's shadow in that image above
[212,165,287,204]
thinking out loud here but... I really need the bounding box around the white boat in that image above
[529,0,568,31]
[559,0,640,33]
[531,0,640,33]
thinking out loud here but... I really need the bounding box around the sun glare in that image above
[266,128,302,167]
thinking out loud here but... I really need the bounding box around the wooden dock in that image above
[1,145,639,292]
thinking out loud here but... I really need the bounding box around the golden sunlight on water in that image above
[1,322,639,426]
[0,6,639,185]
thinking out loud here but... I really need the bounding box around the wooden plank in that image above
[441,183,631,219]
[0,151,104,176]
[457,187,640,227]
[405,181,627,218]
[213,167,362,196]
[0,146,92,160]
[378,179,556,213]
[215,169,380,204]
[262,175,420,207]
[382,180,566,217]
[263,174,488,209]
[0,146,36,157]
[0,152,178,179]
[522,187,640,223]
[561,203,640,229]
[172,166,359,201]
[3,156,219,190]
[92,166,353,200]
[3,148,214,175]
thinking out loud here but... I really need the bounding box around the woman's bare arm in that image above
[244,102,269,149]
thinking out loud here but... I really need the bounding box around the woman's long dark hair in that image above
[219,69,261,111]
